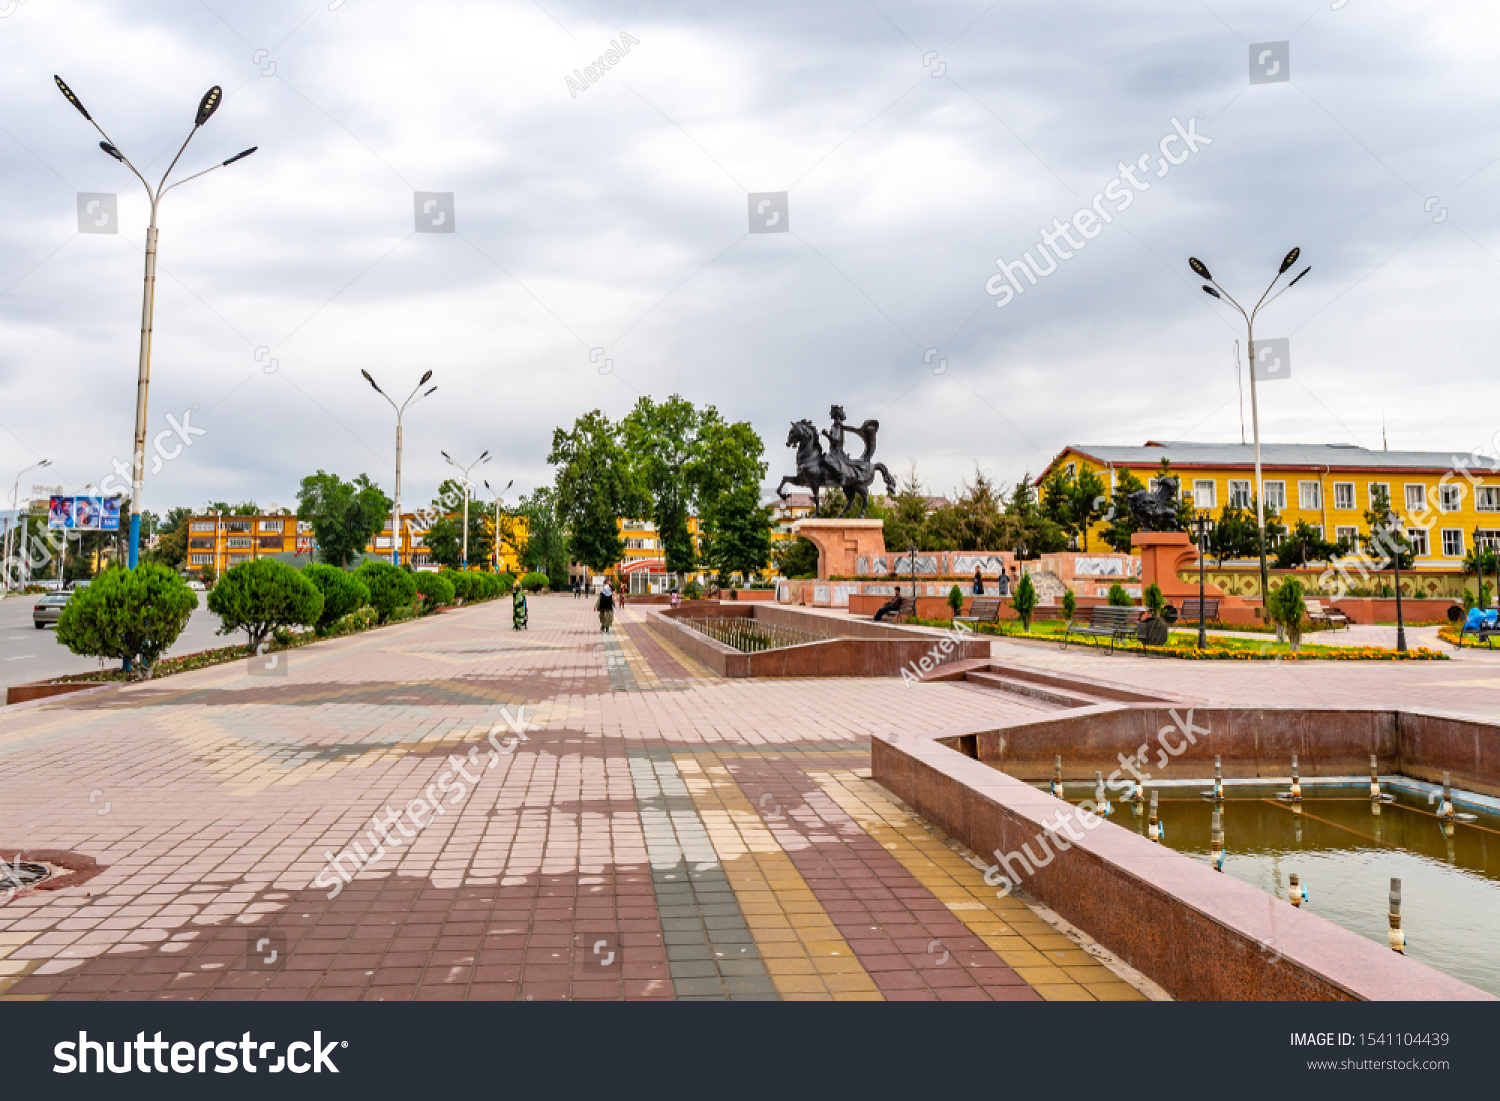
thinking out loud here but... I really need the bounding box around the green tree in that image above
[1107,583,1133,606]
[1012,572,1038,631]
[549,410,638,573]
[1268,576,1307,649]
[208,558,323,650]
[773,536,820,579]
[512,487,569,579]
[1099,469,1146,553]
[55,563,197,676]
[356,560,418,623]
[147,508,193,570]
[1361,485,1415,571]
[1143,582,1166,618]
[879,464,934,551]
[1003,473,1068,558]
[1274,519,1341,569]
[699,481,774,583]
[207,500,261,517]
[424,479,495,570]
[301,563,371,636]
[296,471,392,568]
[947,584,964,618]
[1061,588,1077,622]
[1040,466,1108,550]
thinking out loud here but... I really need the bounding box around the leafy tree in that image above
[148,509,192,570]
[55,563,197,676]
[208,558,323,650]
[773,536,820,579]
[549,410,638,572]
[879,464,935,551]
[518,572,548,592]
[296,471,392,568]
[301,563,370,636]
[1002,472,1068,558]
[206,500,261,517]
[1012,572,1038,631]
[1361,485,1415,571]
[512,487,569,579]
[1274,519,1342,569]
[699,481,774,583]
[1040,466,1108,550]
[356,560,418,623]
[424,479,495,570]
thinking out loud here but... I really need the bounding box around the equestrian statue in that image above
[776,405,896,519]
[1126,475,1186,533]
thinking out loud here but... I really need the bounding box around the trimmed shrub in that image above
[444,571,476,603]
[417,571,455,614]
[682,579,703,600]
[1012,573,1038,632]
[947,584,964,617]
[208,557,323,650]
[1062,588,1077,621]
[301,563,371,636]
[55,563,198,676]
[1143,582,1166,618]
[519,572,548,592]
[356,559,419,623]
[1268,576,1307,651]
[1107,583,1133,607]
[496,573,515,596]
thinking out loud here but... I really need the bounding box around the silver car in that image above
[32,592,71,629]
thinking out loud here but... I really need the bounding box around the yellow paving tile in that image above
[1086,982,1150,1001]
[1034,983,1097,1001]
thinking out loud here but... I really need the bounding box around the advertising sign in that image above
[47,496,122,531]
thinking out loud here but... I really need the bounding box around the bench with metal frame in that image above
[1303,598,1351,631]
[1061,604,1141,652]
[954,597,1003,629]
[873,596,916,622]
[1178,598,1220,625]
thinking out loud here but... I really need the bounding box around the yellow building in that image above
[1041,441,1500,569]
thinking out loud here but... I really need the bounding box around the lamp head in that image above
[360,369,382,392]
[1188,257,1212,280]
[195,86,222,127]
[1279,247,1301,274]
[424,386,437,396]
[1287,265,1310,288]
[222,147,256,166]
[99,141,124,161]
[54,76,91,120]
[1201,285,1221,299]
[418,369,433,385]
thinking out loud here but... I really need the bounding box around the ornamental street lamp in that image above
[4,459,51,591]
[1189,249,1310,618]
[54,76,256,570]
[1192,510,1217,650]
[441,450,489,569]
[1383,518,1408,654]
[482,478,513,573]
[362,370,436,565]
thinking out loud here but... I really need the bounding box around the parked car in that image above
[32,592,71,629]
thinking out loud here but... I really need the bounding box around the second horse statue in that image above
[777,405,897,518]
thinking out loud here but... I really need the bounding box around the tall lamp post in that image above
[483,478,513,573]
[361,370,436,565]
[1192,510,1216,650]
[1189,249,1310,616]
[1384,518,1408,654]
[54,76,256,570]
[4,459,51,591]
[441,450,489,569]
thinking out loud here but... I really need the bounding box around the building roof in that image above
[1050,440,1481,476]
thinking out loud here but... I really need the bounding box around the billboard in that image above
[47,496,122,531]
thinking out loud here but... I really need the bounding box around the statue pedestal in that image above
[792,519,885,580]
[1132,532,1253,616]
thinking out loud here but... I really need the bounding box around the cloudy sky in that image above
[1,0,1497,518]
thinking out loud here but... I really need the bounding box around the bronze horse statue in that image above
[1126,475,1185,533]
[776,407,896,518]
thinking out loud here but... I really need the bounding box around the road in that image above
[0,592,234,688]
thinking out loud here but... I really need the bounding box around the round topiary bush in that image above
[356,559,419,623]
[496,573,515,595]
[301,563,371,636]
[682,580,703,600]
[208,557,324,650]
[55,563,198,676]
[519,572,548,592]
[417,571,455,614]
[1106,582,1133,607]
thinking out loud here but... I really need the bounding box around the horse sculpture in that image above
[776,406,896,519]
[1126,475,1185,533]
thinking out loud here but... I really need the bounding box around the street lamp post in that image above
[4,459,51,591]
[1386,519,1408,654]
[483,478,514,573]
[441,451,489,570]
[1189,249,1311,618]
[908,542,918,619]
[54,76,256,570]
[1193,510,1217,650]
[361,371,436,566]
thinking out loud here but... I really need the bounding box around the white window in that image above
[1406,528,1429,556]
[1263,481,1286,510]
[1228,480,1251,508]
[1332,483,1355,510]
[191,521,215,532]
[226,537,252,549]
[1438,484,1462,512]
[1442,529,1464,557]
[190,553,212,564]
[1298,481,1321,510]
[1404,484,1428,512]
[1191,480,1216,509]
[373,536,393,548]
[297,521,313,533]
[1368,482,1391,510]
[259,520,283,532]
[410,535,425,547]
[1335,525,1358,546]
[1479,487,1500,512]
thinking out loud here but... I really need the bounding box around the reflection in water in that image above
[1066,784,1500,996]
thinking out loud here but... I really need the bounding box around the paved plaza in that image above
[1,596,1497,1002]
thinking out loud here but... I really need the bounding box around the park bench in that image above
[1178,598,1220,624]
[873,596,916,622]
[1457,609,1499,649]
[1303,598,1351,631]
[1061,605,1140,652]
[954,597,1003,628]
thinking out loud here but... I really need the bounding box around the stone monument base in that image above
[791,518,886,580]
[1132,531,1259,621]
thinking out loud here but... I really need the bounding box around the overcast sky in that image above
[2,0,1498,516]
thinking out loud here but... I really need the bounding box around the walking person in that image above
[596,582,615,633]
[972,567,984,597]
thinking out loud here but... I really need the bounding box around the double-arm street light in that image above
[1191,510,1217,650]
[1189,248,1310,615]
[4,459,52,591]
[54,76,257,570]
[362,370,436,565]
[483,478,514,573]
[441,450,489,569]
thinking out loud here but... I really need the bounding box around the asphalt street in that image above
[0,593,233,689]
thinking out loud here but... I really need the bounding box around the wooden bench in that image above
[873,596,916,622]
[1304,598,1351,631]
[1179,598,1220,624]
[1062,605,1140,652]
[954,597,1003,628]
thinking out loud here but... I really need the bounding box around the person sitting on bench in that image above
[874,587,905,622]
